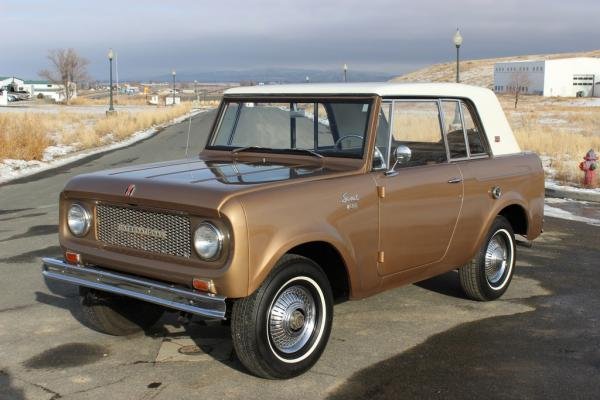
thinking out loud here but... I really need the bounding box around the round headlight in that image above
[67,203,91,237]
[193,222,223,260]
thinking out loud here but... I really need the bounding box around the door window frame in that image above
[376,97,491,172]
[380,98,450,169]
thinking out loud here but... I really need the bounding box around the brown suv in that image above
[42,83,544,379]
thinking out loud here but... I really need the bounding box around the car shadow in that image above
[36,278,247,375]
[414,270,469,300]
[163,316,247,374]
[0,369,26,400]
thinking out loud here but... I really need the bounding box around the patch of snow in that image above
[0,109,209,184]
[564,98,600,107]
[545,179,600,195]
[538,117,567,125]
[544,204,600,227]
[545,197,591,205]
[42,145,76,162]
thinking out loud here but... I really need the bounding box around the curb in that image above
[545,187,600,203]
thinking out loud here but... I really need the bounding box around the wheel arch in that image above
[498,203,528,236]
[248,235,356,301]
[287,241,351,302]
[468,199,530,262]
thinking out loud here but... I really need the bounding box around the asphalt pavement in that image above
[1,111,599,399]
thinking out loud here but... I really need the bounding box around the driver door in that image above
[374,100,463,276]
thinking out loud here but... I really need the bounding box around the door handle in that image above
[447,177,463,184]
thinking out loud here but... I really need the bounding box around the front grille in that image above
[96,204,191,258]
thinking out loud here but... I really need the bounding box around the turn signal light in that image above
[192,278,216,294]
[65,251,81,264]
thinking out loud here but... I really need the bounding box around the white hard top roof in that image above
[225,82,520,156]
[226,82,491,98]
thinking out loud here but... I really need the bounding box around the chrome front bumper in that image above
[42,258,226,319]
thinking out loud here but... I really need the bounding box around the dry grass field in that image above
[70,95,150,106]
[0,103,192,161]
[391,50,600,187]
[499,95,600,185]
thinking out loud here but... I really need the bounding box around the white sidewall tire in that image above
[265,276,327,364]
[485,228,515,291]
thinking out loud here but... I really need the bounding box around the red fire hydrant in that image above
[579,149,598,188]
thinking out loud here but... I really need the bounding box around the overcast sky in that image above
[3,0,599,80]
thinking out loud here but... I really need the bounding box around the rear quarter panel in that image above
[441,153,544,269]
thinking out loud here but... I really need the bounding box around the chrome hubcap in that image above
[485,232,509,286]
[268,285,316,354]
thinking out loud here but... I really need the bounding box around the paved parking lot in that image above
[1,111,599,399]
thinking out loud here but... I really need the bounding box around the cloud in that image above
[3,0,599,79]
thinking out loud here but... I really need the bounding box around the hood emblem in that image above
[124,184,136,197]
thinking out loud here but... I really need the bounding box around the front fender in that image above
[247,228,357,297]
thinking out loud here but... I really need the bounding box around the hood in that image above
[63,157,345,213]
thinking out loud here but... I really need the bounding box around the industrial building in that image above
[493,57,600,97]
[0,76,75,102]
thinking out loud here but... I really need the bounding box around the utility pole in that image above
[172,69,176,106]
[107,49,115,114]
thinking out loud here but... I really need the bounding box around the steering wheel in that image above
[334,135,364,150]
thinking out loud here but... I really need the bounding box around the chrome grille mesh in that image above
[96,204,191,258]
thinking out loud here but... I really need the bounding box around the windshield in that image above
[208,99,373,158]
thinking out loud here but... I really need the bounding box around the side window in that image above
[392,101,446,167]
[441,100,468,159]
[461,101,487,155]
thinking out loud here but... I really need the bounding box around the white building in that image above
[493,57,600,97]
[0,76,75,102]
[0,88,8,106]
[24,80,75,102]
[0,76,25,91]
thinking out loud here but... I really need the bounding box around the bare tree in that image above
[39,48,89,104]
[508,71,531,109]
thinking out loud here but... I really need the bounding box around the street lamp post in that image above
[194,79,198,102]
[108,49,114,113]
[172,69,176,106]
[453,29,463,83]
[343,64,348,83]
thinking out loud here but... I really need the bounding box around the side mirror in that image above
[385,145,411,176]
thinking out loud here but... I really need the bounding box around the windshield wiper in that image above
[231,146,270,154]
[231,146,323,158]
[284,148,323,158]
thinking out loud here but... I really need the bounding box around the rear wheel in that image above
[459,216,516,301]
[231,254,333,379]
[79,288,164,336]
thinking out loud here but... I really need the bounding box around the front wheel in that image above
[231,254,333,379]
[459,216,516,301]
[79,288,164,336]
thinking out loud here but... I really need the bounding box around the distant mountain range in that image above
[141,67,393,84]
